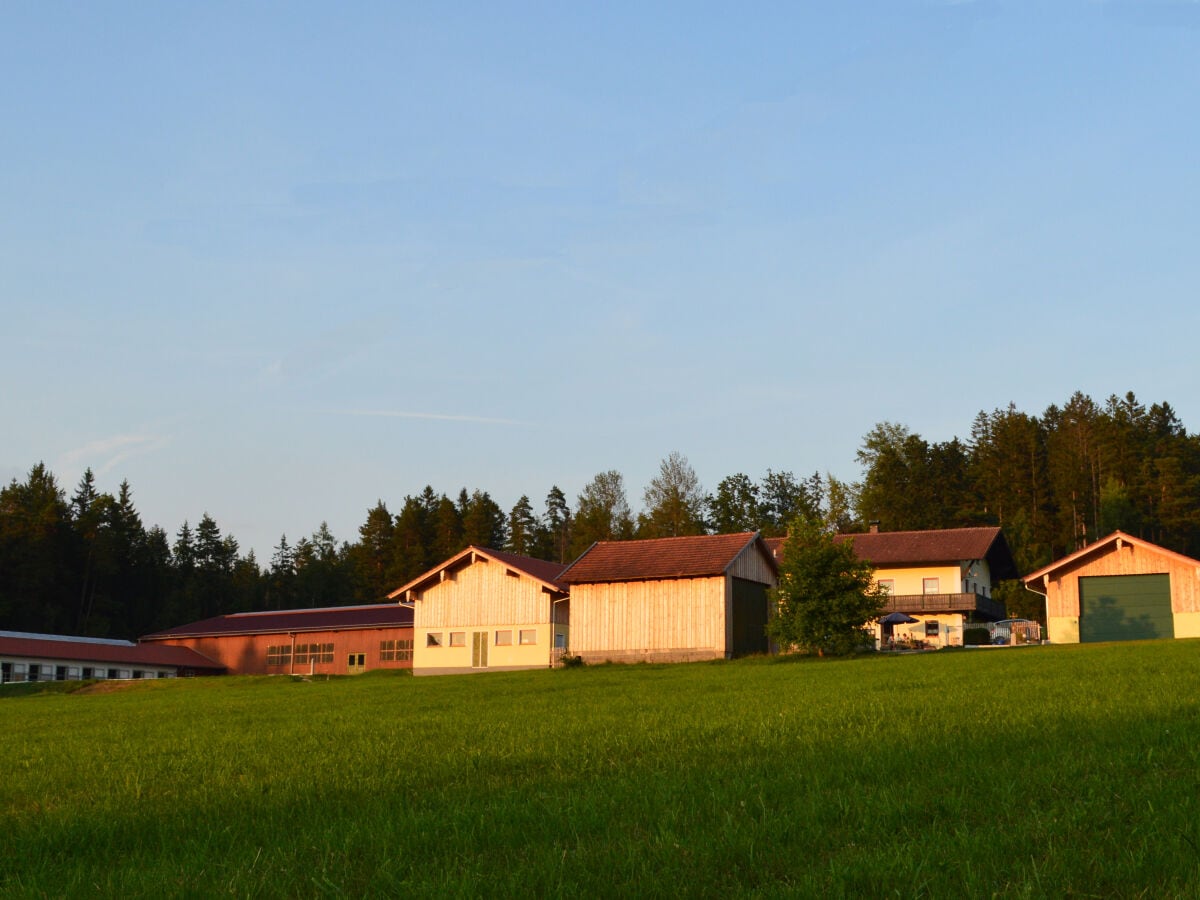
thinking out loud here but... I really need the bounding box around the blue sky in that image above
[4,1,1199,560]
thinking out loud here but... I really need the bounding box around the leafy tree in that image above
[823,474,858,534]
[708,473,761,534]
[638,451,707,538]
[766,516,888,656]
[571,470,633,557]
[759,469,822,535]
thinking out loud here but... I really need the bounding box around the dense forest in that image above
[4,391,1199,638]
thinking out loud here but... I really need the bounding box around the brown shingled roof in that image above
[141,604,412,640]
[767,528,1018,579]
[557,532,775,584]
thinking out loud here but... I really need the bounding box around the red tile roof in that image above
[557,532,774,584]
[767,527,1018,579]
[141,604,412,640]
[388,546,569,599]
[0,633,223,671]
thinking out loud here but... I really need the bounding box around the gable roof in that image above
[557,532,776,585]
[387,545,569,601]
[1023,530,1200,592]
[766,527,1019,580]
[0,632,224,671]
[141,604,412,641]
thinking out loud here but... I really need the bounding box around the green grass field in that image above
[3,642,1199,897]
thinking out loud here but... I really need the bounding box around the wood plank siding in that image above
[570,575,728,663]
[1027,532,1200,643]
[1043,541,1200,619]
[414,557,554,629]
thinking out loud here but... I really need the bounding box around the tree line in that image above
[4,390,1199,637]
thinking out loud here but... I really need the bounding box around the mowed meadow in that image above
[4,644,1200,897]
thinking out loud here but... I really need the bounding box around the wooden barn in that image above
[388,546,569,675]
[1024,531,1200,644]
[0,631,223,683]
[557,532,777,664]
[140,604,414,675]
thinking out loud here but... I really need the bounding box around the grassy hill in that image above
[3,643,1200,897]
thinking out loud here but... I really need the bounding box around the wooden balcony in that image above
[883,592,1005,621]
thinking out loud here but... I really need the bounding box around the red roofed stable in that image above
[141,604,414,676]
[562,532,778,664]
[0,631,223,683]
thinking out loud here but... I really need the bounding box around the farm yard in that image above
[3,642,1200,897]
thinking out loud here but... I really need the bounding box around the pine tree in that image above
[505,496,537,556]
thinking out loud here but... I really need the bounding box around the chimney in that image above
[869,520,880,534]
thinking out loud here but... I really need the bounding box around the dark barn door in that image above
[730,577,769,657]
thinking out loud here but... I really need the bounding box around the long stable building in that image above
[141,604,415,675]
[0,631,224,683]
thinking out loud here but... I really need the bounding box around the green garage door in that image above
[1079,574,1173,643]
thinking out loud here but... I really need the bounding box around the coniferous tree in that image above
[506,495,538,556]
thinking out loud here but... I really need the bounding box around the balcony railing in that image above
[884,592,1005,621]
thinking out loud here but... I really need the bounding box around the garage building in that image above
[1023,531,1200,644]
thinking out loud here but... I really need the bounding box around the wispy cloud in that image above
[58,434,172,476]
[328,409,524,426]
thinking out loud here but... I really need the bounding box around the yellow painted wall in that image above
[415,622,555,672]
[1047,616,1080,643]
[873,564,967,596]
[408,554,563,673]
[1173,613,1200,639]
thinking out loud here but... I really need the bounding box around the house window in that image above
[427,633,443,648]
[519,629,536,645]
[495,630,513,646]
[923,578,940,595]
[67,667,81,680]
[877,579,894,595]
[81,667,93,679]
[450,632,466,647]
[1,662,12,683]
[266,645,292,666]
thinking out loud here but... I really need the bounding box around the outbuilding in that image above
[388,546,569,675]
[558,532,777,664]
[1024,531,1200,644]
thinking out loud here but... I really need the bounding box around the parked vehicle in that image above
[992,618,1038,644]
